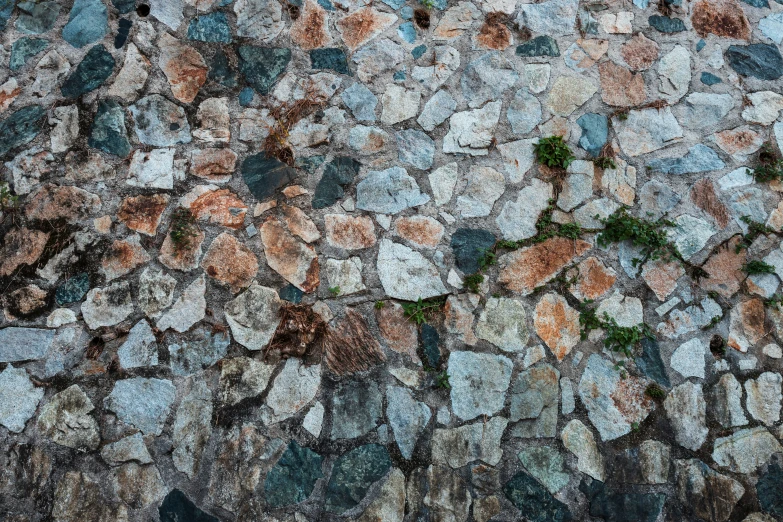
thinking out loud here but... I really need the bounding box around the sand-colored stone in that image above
[201,232,259,293]
[534,293,580,361]
[325,214,376,249]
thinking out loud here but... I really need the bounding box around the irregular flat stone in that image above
[188,12,232,43]
[101,433,153,465]
[260,219,319,292]
[449,351,512,421]
[668,214,716,259]
[546,75,597,116]
[263,359,321,423]
[461,52,519,109]
[265,440,323,508]
[325,444,392,514]
[675,459,744,522]
[201,233,258,293]
[507,88,542,135]
[337,7,397,51]
[649,144,724,175]
[443,101,501,156]
[62,0,107,48]
[711,373,749,428]
[517,446,570,494]
[342,82,377,122]
[712,427,783,474]
[745,372,782,426]
[726,44,783,80]
[380,85,420,125]
[451,228,496,274]
[0,365,44,433]
[105,378,176,435]
[387,385,431,459]
[534,293,580,361]
[692,0,750,39]
[219,356,275,406]
[498,237,591,295]
[503,472,572,522]
[61,45,114,98]
[418,90,457,131]
[516,0,578,36]
[156,275,207,333]
[377,239,447,300]
[37,384,99,450]
[517,36,560,57]
[561,419,605,480]
[614,107,683,157]
[118,320,158,369]
[129,94,191,147]
[159,489,218,522]
[664,381,708,451]
[172,380,212,478]
[169,329,229,376]
[0,105,47,158]
[243,153,297,201]
[234,0,284,41]
[510,364,560,438]
[357,167,429,214]
[238,45,291,95]
[396,129,435,170]
[476,297,529,353]
[432,417,507,468]
[456,165,505,218]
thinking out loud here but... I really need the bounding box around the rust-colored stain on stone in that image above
[337,8,397,51]
[714,127,763,157]
[159,227,205,272]
[325,214,376,249]
[201,232,259,293]
[690,179,730,229]
[728,298,766,352]
[25,184,101,223]
[700,239,745,298]
[691,0,751,40]
[534,293,580,361]
[376,302,419,360]
[281,204,321,243]
[260,219,320,293]
[611,376,654,424]
[188,188,248,229]
[570,256,616,301]
[190,148,237,183]
[443,294,479,345]
[498,237,591,295]
[621,32,659,70]
[117,194,170,236]
[394,216,444,249]
[8,285,47,315]
[159,33,208,103]
[290,0,331,50]
[0,227,49,277]
[475,14,511,50]
[102,237,151,281]
[642,258,685,301]
[599,61,646,108]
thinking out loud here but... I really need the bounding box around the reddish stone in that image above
[25,184,101,223]
[498,238,591,295]
[201,232,259,293]
[159,226,205,272]
[475,15,512,50]
[690,179,730,229]
[534,293,580,361]
[728,298,766,352]
[0,78,21,113]
[325,214,376,250]
[337,7,397,50]
[281,204,321,243]
[621,33,659,71]
[691,0,751,40]
[184,186,248,229]
[282,185,308,198]
[158,32,207,103]
[700,238,746,298]
[101,235,151,281]
[641,258,685,301]
[569,256,616,301]
[610,376,655,425]
[0,227,49,276]
[376,302,418,360]
[443,294,478,345]
[394,216,444,249]
[714,127,763,157]
[190,149,237,183]
[290,0,331,50]
[7,284,47,315]
[117,194,169,236]
[599,61,646,108]
[260,219,319,292]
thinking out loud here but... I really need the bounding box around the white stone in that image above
[429,162,459,205]
[670,338,706,379]
[126,148,175,190]
[225,283,282,351]
[443,101,501,156]
[325,257,366,295]
[377,240,447,301]
[561,419,605,480]
[0,365,44,433]
[742,91,783,126]
[456,165,505,218]
[475,297,529,353]
[156,275,206,333]
[496,178,553,240]
[263,359,321,424]
[108,43,149,101]
[381,85,421,125]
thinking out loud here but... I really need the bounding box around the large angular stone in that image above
[510,364,560,438]
[325,444,392,513]
[476,297,529,353]
[448,351,512,421]
[105,378,176,435]
[432,417,507,468]
[377,240,447,300]
[534,293,580,361]
[260,219,319,292]
[129,94,191,147]
[664,381,708,451]
[498,237,591,295]
[37,385,99,450]
[387,385,431,459]
[712,427,783,474]
[0,365,44,433]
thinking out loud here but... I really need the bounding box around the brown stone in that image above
[190,149,237,183]
[185,186,248,229]
[101,235,151,281]
[728,298,766,352]
[700,239,746,298]
[534,293,580,361]
[475,15,512,50]
[282,185,308,198]
[281,203,321,243]
[201,232,259,293]
[111,463,165,509]
[52,471,122,522]
[325,214,376,249]
[0,227,49,276]
[599,61,646,108]
[193,98,230,143]
[691,0,751,40]
[337,8,397,51]
[260,219,319,292]
[498,237,591,295]
[641,258,685,301]
[713,127,763,157]
[25,183,101,223]
[290,0,331,50]
[0,78,21,113]
[443,294,479,345]
[768,201,783,232]
[159,226,205,272]
[394,216,444,249]
[569,256,616,301]
[158,32,207,103]
[375,301,418,360]
[690,179,730,229]
[117,194,169,236]
[621,33,659,70]
[7,284,47,315]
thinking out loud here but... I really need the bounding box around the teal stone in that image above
[380,0,404,8]
[112,0,136,14]
[295,155,325,173]
[159,490,218,522]
[88,100,131,157]
[188,12,232,43]
[242,154,297,201]
[0,105,46,158]
[62,0,108,48]
[696,39,706,51]
[10,37,48,71]
[516,36,560,57]
[393,70,406,81]
[757,461,783,517]
[16,1,60,34]
[421,324,440,369]
[576,113,608,157]
[279,284,303,303]
[451,228,496,274]
[313,156,361,209]
[727,43,783,80]
[581,480,666,522]
[504,473,572,522]
[700,72,721,85]
[741,0,769,7]
[61,45,115,98]
[398,21,416,43]
[264,441,323,508]
[317,0,335,10]
[325,444,392,513]
[238,46,291,95]
[208,49,237,88]
[55,273,90,306]
[0,0,14,31]
[412,44,427,59]
[310,48,350,75]
[635,338,670,387]
[648,15,685,33]
[238,87,254,106]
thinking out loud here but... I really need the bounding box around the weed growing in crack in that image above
[0,182,18,211]
[645,383,666,400]
[597,207,679,266]
[328,286,341,297]
[579,301,654,357]
[534,135,575,169]
[592,156,617,170]
[435,370,451,390]
[743,260,776,275]
[402,297,445,325]
[736,216,775,253]
[169,208,199,253]
[747,142,783,183]
[463,273,484,293]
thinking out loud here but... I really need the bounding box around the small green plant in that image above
[645,383,666,400]
[0,182,19,211]
[615,110,629,121]
[328,286,341,297]
[531,199,583,244]
[592,156,617,170]
[402,297,444,325]
[747,142,783,182]
[736,216,775,252]
[464,273,484,293]
[477,248,496,270]
[374,300,385,310]
[436,371,451,389]
[743,260,776,275]
[579,302,654,357]
[534,136,575,169]
[597,207,678,266]
[419,0,436,7]
[702,315,722,331]
[169,208,199,252]
[631,421,640,432]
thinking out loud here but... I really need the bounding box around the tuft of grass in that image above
[597,207,678,266]
[702,315,722,331]
[435,370,451,389]
[464,273,484,293]
[579,302,654,357]
[419,0,436,7]
[747,142,783,182]
[743,260,776,275]
[736,216,774,253]
[402,297,445,325]
[534,136,575,169]
[592,156,617,170]
[645,383,666,400]
[0,182,19,211]
[374,300,385,310]
[169,208,199,252]
[328,286,340,297]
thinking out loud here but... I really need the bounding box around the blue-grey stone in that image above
[356,167,430,214]
[577,113,608,157]
[310,48,350,75]
[61,45,115,98]
[635,338,670,387]
[507,88,542,135]
[112,0,136,14]
[504,473,572,522]
[331,380,383,440]
[279,283,304,303]
[396,129,435,170]
[700,72,721,85]
[516,36,560,57]
[726,44,783,81]
[451,228,496,274]
[580,480,666,522]
[208,49,237,87]
[0,327,55,363]
[757,461,783,517]
[105,377,176,435]
[393,70,406,81]
[648,144,725,175]
[10,37,48,70]
[238,87,254,106]
[296,155,324,173]
[421,323,440,368]
[341,83,377,122]
[128,94,192,147]
[187,12,232,43]
[412,44,427,59]
[401,5,414,18]
[0,0,14,31]
[89,99,131,157]
[0,105,46,157]
[461,52,519,108]
[16,1,59,34]
[55,272,90,305]
[264,441,324,508]
[159,489,219,522]
[168,330,229,376]
[313,156,361,209]
[648,15,685,33]
[239,45,291,94]
[578,8,598,34]
[324,444,392,513]
[696,39,706,51]
[317,0,334,9]
[62,0,108,48]
[380,0,405,8]
[114,18,132,49]
[386,385,431,459]
[633,0,649,6]
[741,0,769,7]
[243,154,297,201]
[398,21,416,43]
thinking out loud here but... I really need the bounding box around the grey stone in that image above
[377,240,447,300]
[760,12,783,45]
[353,38,406,83]
[354,468,405,522]
[331,380,383,440]
[173,380,213,478]
[432,417,507,468]
[169,330,230,376]
[657,45,690,103]
[516,0,579,36]
[265,440,323,508]
[263,359,321,423]
[668,214,716,259]
[561,419,604,481]
[664,381,708,451]
[341,83,377,122]
[37,385,99,450]
[475,297,530,353]
[138,268,176,318]
[557,160,594,212]
[219,356,276,406]
[396,129,435,170]
[429,162,459,205]
[497,138,536,183]
[596,292,643,327]
[418,90,457,132]
[507,88,542,135]
[638,179,680,220]
[0,327,55,363]
[676,92,734,129]
[443,101,501,156]
[62,0,108,48]
[648,144,725,175]
[745,372,782,426]
[129,94,192,147]
[726,43,783,81]
[712,427,783,474]
[423,465,472,522]
[101,433,153,465]
[614,107,683,157]
[325,444,392,514]
[325,258,365,295]
[380,85,420,124]
[234,0,285,42]
[461,52,519,108]
[573,198,621,229]
[82,281,134,330]
[670,338,705,379]
[577,113,608,156]
[357,167,430,214]
[118,320,158,369]
[449,351,512,421]
[675,459,745,522]
[456,165,505,218]
[387,385,431,459]
[156,275,206,333]
[639,440,670,484]
[0,365,44,433]
[511,364,560,438]
[517,446,570,494]
[105,378,176,436]
[225,283,281,351]
[504,471,572,522]
[711,373,749,428]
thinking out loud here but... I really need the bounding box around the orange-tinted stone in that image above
[337,8,397,50]
[569,256,616,301]
[691,0,751,40]
[394,216,444,249]
[498,237,591,295]
[325,214,376,249]
[714,127,763,157]
[102,236,151,281]
[700,238,746,298]
[690,179,730,229]
[281,204,321,243]
[260,219,320,292]
[7,284,47,315]
[290,0,331,50]
[728,298,766,352]
[118,194,169,236]
[0,227,49,276]
[534,293,580,361]
[443,294,478,345]
[599,61,646,108]
[621,33,659,71]
[190,149,237,183]
[201,232,259,293]
[185,186,248,229]
[376,301,418,359]
[641,258,685,301]
[159,226,205,272]
[158,33,207,103]
[25,184,101,223]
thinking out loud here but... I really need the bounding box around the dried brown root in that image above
[262,81,327,166]
[265,304,327,362]
[322,310,386,376]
